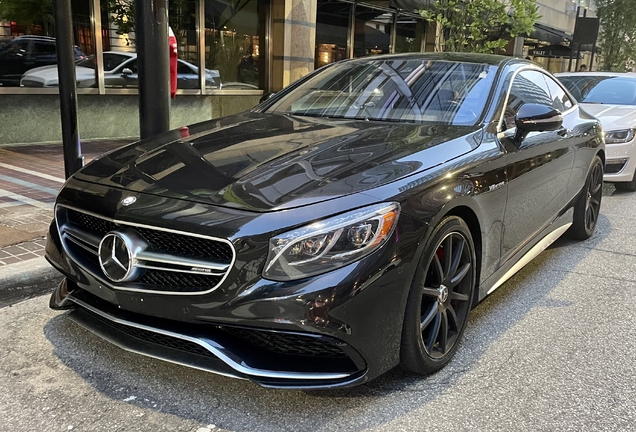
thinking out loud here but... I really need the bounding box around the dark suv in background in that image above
[0,35,86,86]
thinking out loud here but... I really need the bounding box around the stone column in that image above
[270,0,317,92]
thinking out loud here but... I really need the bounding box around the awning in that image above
[529,23,572,44]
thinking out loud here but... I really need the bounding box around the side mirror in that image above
[259,92,275,103]
[121,68,133,77]
[514,103,563,142]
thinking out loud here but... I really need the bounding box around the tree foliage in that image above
[419,0,539,53]
[0,0,53,33]
[104,0,194,48]
[596,0,636,71]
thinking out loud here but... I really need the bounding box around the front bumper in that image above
[603,140,636,182]
[46,180,421,389]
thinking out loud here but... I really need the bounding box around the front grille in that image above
[606,161,627,174]
[135,227,233,263]
[137,270,223,292]
[67,210,114,236]
[59,206,234,294]
[223,326,348,359]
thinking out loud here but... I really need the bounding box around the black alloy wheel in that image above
[401,216,476,374]
[570,155,604,240]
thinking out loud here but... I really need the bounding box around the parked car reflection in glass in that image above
[0,35,86,87]
[19,51,222,89]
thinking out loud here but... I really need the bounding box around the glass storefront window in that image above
[354,5,392,58]
[204,0,260,90]
[395,15,423,53]
[0,0,94,88]
[315,0,351,69]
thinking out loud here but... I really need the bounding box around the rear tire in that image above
[569,155,603,240]
[400,216,476,375]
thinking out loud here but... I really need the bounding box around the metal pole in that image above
[390,12,397,54]
[53,0,84,178]
[135,0,170,139]
[89,0,105,94]
[348,2,356,59]
[197,0,206,94]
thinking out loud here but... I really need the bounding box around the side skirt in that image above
[477,209,573,302]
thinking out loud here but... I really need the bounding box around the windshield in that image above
[558,75,636,105]
[266,59,497,125]
[76,53,131,71]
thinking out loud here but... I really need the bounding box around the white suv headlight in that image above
[263,203,400,281]
[605,129,635,144]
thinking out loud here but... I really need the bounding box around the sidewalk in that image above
[0,139,132,267]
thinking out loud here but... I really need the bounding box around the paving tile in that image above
[1,256,20,265]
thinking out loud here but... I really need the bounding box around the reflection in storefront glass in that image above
[315,0,351,69]
[204,0,260,90]
[354,6,391,58]
[395,15,423,53]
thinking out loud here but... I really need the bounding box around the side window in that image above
[2,40,28,55]
[33,41,56,55]
[503,70,553,130]
[177,61,194,75]
[543,74,574,112]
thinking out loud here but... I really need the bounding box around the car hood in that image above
[21,65,95,84]
[580,103,636,130]
[75,112,483,212]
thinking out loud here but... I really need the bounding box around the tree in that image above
[419,0,539,54]
[596,0,636,71]
[104,0,194,50]
[0,0,53,34]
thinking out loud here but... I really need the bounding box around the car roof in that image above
[13,35,56,42]
[555,71,636,78]
[346,52,519,67]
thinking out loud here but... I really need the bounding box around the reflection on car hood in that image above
[581,103,636,131]
[75,112,483,212]
[21,65,95,85]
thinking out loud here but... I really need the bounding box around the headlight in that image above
[263,203,400,281]
[605,129,635,144]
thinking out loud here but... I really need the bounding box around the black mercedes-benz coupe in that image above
[46,53,605,389]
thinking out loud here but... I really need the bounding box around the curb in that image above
[0,257,63,308]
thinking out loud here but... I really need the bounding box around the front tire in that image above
[400,216,476,375]
[569,155,603,240]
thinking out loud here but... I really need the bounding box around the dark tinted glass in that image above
[558,75,636,105]
[33,41,56,54]
[268,59,496,125]
[542,74,573,111]
[177,61,194,74]
[503,70,553,129]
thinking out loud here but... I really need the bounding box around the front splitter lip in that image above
[51,278,368,390]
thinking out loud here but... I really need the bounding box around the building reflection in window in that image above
[204,0,260,90]
[315,0,351,69]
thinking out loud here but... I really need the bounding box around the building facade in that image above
[0,0,597,144]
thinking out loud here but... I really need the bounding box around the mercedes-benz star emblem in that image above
[121,196,137,206]
[438,284,449,303]
[98,232,136,282]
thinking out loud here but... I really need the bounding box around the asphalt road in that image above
[1,183,636,432]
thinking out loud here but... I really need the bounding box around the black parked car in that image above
[47,53,604,389]
[0,35,86,86]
